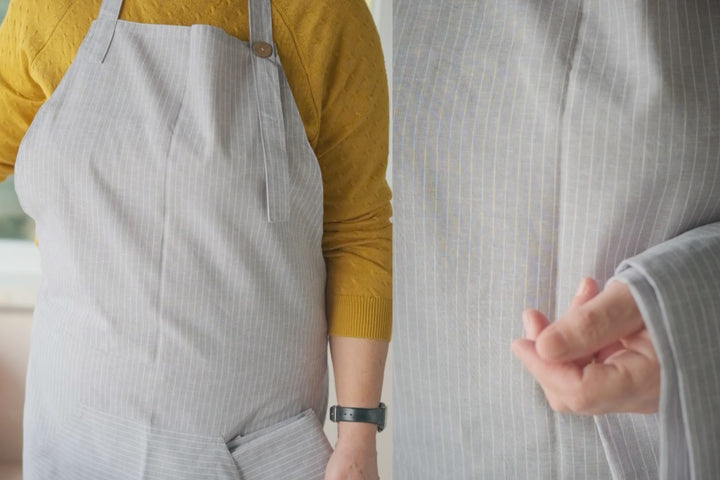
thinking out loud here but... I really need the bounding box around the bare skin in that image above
[326,337,388,480]
[512,277,660,415]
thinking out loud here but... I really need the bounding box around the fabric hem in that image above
[327,294,392,341]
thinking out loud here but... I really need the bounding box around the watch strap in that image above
[329,403,386,432]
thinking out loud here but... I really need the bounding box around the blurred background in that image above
[0,0,34,241]
[0,0,392,478]
[1,0,36,477]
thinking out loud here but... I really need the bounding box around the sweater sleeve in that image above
[0,0,51,181]
[609,223,720,480]
[276,0,392,340]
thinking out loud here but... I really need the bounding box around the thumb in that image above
[536,280,643,361]
[522,309,550,341]
[569,277,600,309]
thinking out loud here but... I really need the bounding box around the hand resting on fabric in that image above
[512,278,660,415]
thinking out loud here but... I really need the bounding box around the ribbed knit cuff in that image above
[327,295,392,341]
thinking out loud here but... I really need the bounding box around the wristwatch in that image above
[329,403,387,432]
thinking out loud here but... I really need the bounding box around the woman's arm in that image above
[276,1,392,476]
[0,0,54,181]
[326,337,388,480]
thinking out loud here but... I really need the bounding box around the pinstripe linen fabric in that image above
[14,0,332,478]
[614,225,720,480]
[393,1,720,479]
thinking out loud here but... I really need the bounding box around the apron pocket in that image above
[226,409,332,480]
[25,404,243,480]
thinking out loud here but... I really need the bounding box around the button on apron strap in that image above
[88,0,124,63]
[249,0,290,223]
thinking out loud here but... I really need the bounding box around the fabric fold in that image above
[608,222,720,479]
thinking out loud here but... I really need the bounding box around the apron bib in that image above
[14,0,331,478]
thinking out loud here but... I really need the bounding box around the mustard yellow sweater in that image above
[0,0,392,340]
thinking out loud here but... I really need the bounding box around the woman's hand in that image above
[512,277,660,415]
[325,423,379,480]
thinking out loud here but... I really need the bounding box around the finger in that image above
[601,348,660,413]
[521,277,599,346]
[512,340,581,412]
[536,281,645,362]
[595,341,624,363]
[514,338,658,414]
[512,339,581,390]
[620,328,659,361]
[566,278,601,367]
[573,352,599,369]
[581,349,659,413]
[569,277,600,310]
[523,309,550,341]
[512,339,571,411]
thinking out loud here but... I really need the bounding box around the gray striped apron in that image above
[393,1,720,479]
[14,0,332,478]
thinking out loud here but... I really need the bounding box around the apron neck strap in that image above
[249,0,274,45]
[89,0,124,63]
[98,0,124,20]
[248,0,288,223]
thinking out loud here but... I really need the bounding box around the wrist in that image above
[330,403,386,432]
[336,420,379,444]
